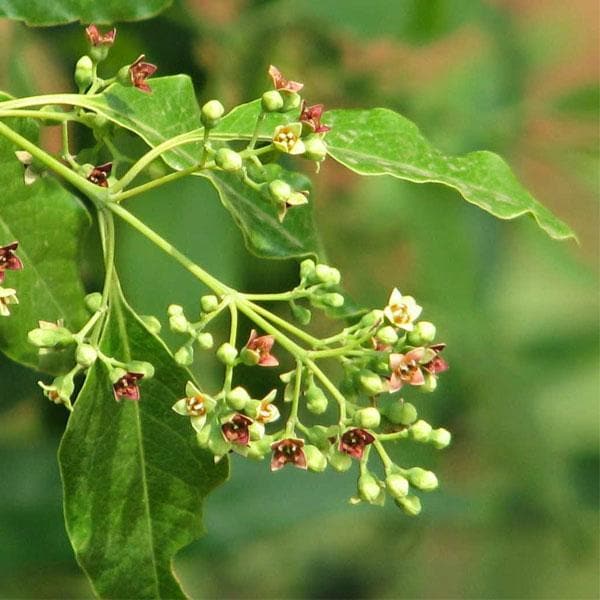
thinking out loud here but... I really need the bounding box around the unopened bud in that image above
[169,314,189,333]
[75,343,97,368]
[354,406,381,429]
[290,303,311,325]
[74,55,94,90]
[328,449,353,472]
[408,321,436,346]
[315,264,341,286]
[306,385,328,415]
[127,360,155,379]
[359,309,384,328]
[305,445,327,472]
[395,494,422,516]
[421,373,437,393]
[174,345,194,366]
[226,386,251,411]
[140,315,162,335]
[28,326,74,349]
[196,332,214,350]
[281,91,301,112]
[268,179,292,203]
[410,419,433,442]
[320,292,345,308]
[242,399,261,419]
[84,292,103,312]
[217,343,238,366]
[386,401,418,425]
[358,370,385,396]
[261,90,284,112]
[215,147,243,172]
[358,472,382,504]
[386,473,410,499]
[300,259,316,281]
[430,428,451,449]
[376,325,398,345]
[246,436,274,460]
[201,100,225,128]
[303,136,328,162]
[406,467,438,491]
[200,295,219,313]
[167,304,184,316]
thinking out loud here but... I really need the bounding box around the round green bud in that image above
[75,344,98,368]
[246,436,274,460]
[358,473,382,504]
[127,360,155,379]
[320,292,345,308]
[305,445,328,472]
[359,309,384,328]
[386,401,418,425]
[74,55,94,90]
[201,100,225,128]
[268,179,292,203]
[386,473,410,499]
[28,327,74,349]
[242,399,261,419]
[306,386,328,415]
[216,343,238,366]
[408,321,436,346]
[89,44,110,63]
[167,304,184,316]
[328,449,353,472]
[196,332,214,350]
[430,428,452,449]
[315,264,341,286]
[200,294,219,313]
[303,136,328,162]
[354,406,381,429]
[261,90,284,112]
[280,91,301,112]
[407,467,438,491]
[174,345,194,366]
[299,259,316,281]
[169,314,189,334]
[376,325,398,345]
[240,347,260,366]
[84,292,103,313]
[411,419,433,442]
[358,370,385,396]
[208,434,230,457]
[140,315,162,335]
[290,303,311,325]
[215,147,243,172]
[421,373,438,393]
[306,425,332,449]
[248,422,265,441]
[226,386,251,411]
[395,494,422,516]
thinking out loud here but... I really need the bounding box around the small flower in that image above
[270,438,307,471]
[244,329,279,367]
[299,101,331,133]
[272,123,306,155]
[0,287,18,317]
[85,24,116,47]
[277,191,308,223]
[129,55,157,93]
[268,65,304,93]
[113,372,144,402]
[172,382,216,432]
[339,428,375,460]
[39,374,75,408]
[0,242,23,284]
[87,162,112,187]
[383,288,422,331]
[221,413,253,445]
[423,343,449,375]
[388,347,437,392]
[256,390,280,424]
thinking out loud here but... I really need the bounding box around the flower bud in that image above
[167,304,184,316]
[246,436,274,460]
[358,370,385,396]
[174,345,194,366]
[140,315,162,334]
[406,467,438,491]
[240,347,260,366]
[201,100,225,128]
[376,325,398,345]
[359,309,384,328]
[407,321,436,346]
[299,259,316,281]
[302,136,328,162]
[261,90,284,112]
[196,332,214,350]
[243,399,261,419]
[169,314,189,333]
[421,373,437,393]
[226,386,251,411]
[126,360,155,380]
[248,421,265,441]
[386,473,409,499]
[208,432,231,457]
[280,91,301,112]
[354,406,381,429]
[395,494,422,516]
[410,419,433,442]
[217,343,238,365]
[74,55,94,90]
[290,303,311,325]
[306,425,333,449]
[328,449,353,472]
[75,343,97,368]
[385,401,418,425]
[430,428,452,449]
[358,472,382,504]
[200,294,219,313]
[28,325,74,349]
[268,179,292,203]
[84,292,103,312]
[305,445,327,472]
[306,385,328,415]
[320,292,345,308]
[215,147,243,172]
[315,264,341,286]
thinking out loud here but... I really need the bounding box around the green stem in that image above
[0,93,102,112]
[0,109,84,123]
[286,360,303,435]
[223,302,238,393]
[377,430,409,442]
[372,437,393,470]
[247,111,266,151]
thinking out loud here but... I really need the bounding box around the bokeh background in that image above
[0,1,598,598]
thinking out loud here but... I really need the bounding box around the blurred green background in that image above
[0,1,598,598]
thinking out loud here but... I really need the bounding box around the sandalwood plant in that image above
[0,7,576,600]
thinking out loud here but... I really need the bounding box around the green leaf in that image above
[0,117,90,371]
[59,282,228,599]
[0,0,172,26]
[325,108,576,241]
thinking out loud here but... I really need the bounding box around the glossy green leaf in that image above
[59,282,228,599]
[0,0,172,26]
[0,117,90,371]
[325,108,576,241]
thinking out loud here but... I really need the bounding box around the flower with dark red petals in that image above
[388,347,436,392]
[87,162,112,187]
[113,372,144,402]
[268,65,304,93]
[423,343,449,375]
[130,55,157,93]
[299,101,331,134]
[339,428,375,460]
[0,242,23,284]
[270,438,307,471]
[244,329,279,367]
[85,24,116,47]
[221,413,253,446]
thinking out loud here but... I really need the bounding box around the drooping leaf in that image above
[0,117,90,371]
[0,0,172,26]
[325,108,576,241]
[59,281,228,599]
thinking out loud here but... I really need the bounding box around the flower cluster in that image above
[0,241,23,317]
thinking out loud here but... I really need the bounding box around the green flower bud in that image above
[306,425,334,449]
[395,494,422,516]
[74,55,94,90]
[303,136,328,162]
[430,428,452,449]
[75,343,97,368]
[359,309,384,328]
[328,449,353,472]
[196,332,214,350]
[376,325,398,345]
[174,345,194,366]
[358,370,385,396]
[167,304,184,316]
[226,386,251,411]
[140,315,162,335]
[242,399,261,419]
[84,292,103,312]
[320,292,345,308]
[280,91,301,112]
[411,419,433,442]
[169,314,189,334]
[261,90,284,112]
[246,435,274,460]
[196,424,212,449]
[290,303,311,325]
[248,422,265,441]
[385,401,418,425]
[201,100,225,128]
[315,264,341,286]
[208,432,230,457]
[200,294,219,313]
[386,473,409,499]
[358,472,383,504]
[354,406,381,429]
[127,360,155,380]
[305,445,328,472]
[215,147,243,172]
[407,321,436,346]
[240,347,260,366]
[306,385,328,415]
[268,179,292,203]
[299,259,316,281]
[406,467,438,491]
[28,326,74,349]
[421,373,438,393]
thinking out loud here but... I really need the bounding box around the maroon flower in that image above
[268,65,304,93]
[221,413,253,446]
[85,24,116,47]
[299,101,331,134]
[0,242,23,284]
[270,438,307,471]
[113,372,144,402]
[244,329,279,367]
[87,162,112,187]
[339,428,375,460]
[129,55,157,93]
[423,343,449,375]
